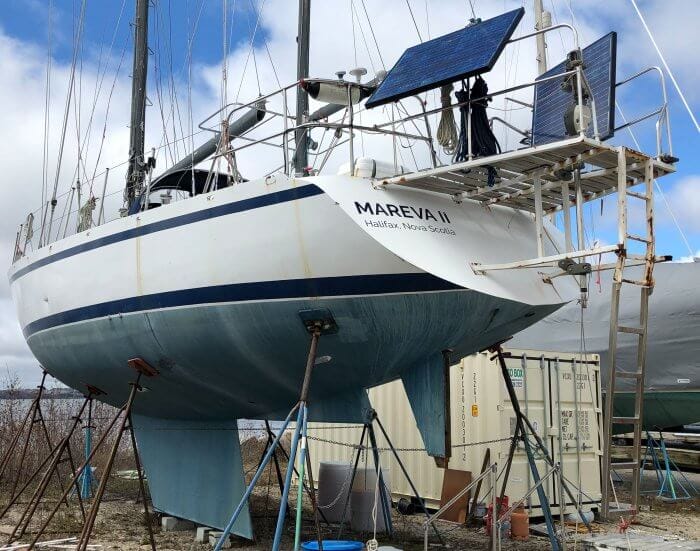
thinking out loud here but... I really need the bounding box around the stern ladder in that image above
[601,149,655,518]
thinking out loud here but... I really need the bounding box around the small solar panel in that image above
[531,32,617,145]
[366,8,524,109]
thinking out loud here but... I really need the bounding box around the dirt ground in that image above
[1,467,700,550]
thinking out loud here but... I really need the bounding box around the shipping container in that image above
[306,349,602,517]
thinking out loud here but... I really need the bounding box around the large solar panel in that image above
[366,8,524,109]
[531,32,617,145]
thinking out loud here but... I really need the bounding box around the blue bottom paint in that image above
[27,289,561,537]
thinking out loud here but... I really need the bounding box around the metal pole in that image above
[282,89,289,175]
[367,421,393,536]
[337,425,368,539]
[348,86,355,176]
[491,464,498,551]
[534,176,545,257]
[125,0,150,209]
[77,377,142,551]
[294,0,311,176]
[128,413,157,551]
[214,405,299,550]
[294,406,309,551]
[28,405,124,549]
[534,0,548,75]
[374,415,445,543]
[271,406,305,551]
[494,348,561,550]
[81,398,94,499]
[97,168,109,225]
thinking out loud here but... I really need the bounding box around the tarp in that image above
[510,262,700,395]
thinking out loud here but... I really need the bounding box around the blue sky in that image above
[0,0,698,384]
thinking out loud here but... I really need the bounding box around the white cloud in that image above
[664,176,700,232]
[1,0,697,384]
[678,251,700,263]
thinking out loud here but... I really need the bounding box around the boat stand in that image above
[0,371,80,513]
[12,359,158,551]
[491,344,592,551]
[259,421,331,526]
[333,407,446,546]
[2,389,93,543]
[639,431,699,502]
[214,311,333,551]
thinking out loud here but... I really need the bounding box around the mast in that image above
[534,0,548,75]
[294,0,311,176]
[125,0,150,208]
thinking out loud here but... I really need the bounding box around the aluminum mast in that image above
[125,0,150,208]
[294,0,311,176]
[534,0,549,75]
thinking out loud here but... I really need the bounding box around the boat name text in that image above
[354,201,451,224]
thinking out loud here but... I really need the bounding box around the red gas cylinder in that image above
[510,505,529,541]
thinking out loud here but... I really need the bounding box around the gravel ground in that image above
[1,454,700,549]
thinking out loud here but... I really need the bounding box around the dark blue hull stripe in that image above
[24,273,463,337]
[11,184,324,283]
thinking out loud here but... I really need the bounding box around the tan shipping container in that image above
[307,348,602,517]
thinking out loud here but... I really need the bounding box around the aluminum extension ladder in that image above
[601,150,656,518]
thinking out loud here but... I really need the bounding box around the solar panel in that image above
[531,32,617,146]
[365,8,524,109]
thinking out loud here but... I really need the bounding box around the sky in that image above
[0,0,698,386]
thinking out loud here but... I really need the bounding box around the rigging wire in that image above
[350,1,377,74]
[359,0,386,70]
[467,0,477,21]
[563,0,696,257]
[39,0,54,246]
[89,36,130,193]
[152,0,177,165]
[234,0,267,103]
[405,0,423,42]
[629,0,699,133]
[81,0,129,195]
[43,0,87,246]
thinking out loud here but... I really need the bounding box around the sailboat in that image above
[8,0,674,537]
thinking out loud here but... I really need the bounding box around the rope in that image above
[436,84,458,154]
[454,77,500,185]
[366,460,380,551]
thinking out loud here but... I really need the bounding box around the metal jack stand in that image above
[337,409,444,546]
[0,371,78,510]
[21,359,158,551]
[640,430,698,501]
[260,421,331,526]
[491,344,592,551]
[3,388,92,544]
[214,309,335,551]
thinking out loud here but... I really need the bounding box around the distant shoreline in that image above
[0,388,83,400]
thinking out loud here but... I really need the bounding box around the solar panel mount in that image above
[531,32,617,146]
[366,8,524,109]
